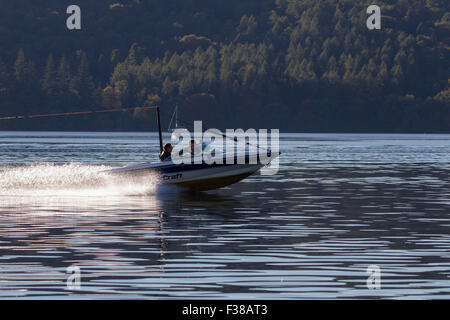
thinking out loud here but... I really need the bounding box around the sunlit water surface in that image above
[0,132,449,299]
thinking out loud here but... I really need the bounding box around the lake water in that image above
[0,131,449,299]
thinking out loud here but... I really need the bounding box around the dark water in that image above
[0,132,449,299]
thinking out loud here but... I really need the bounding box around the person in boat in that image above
[160,143,173,162]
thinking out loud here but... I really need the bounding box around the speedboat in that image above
[111,149,278,191]
[110,106,279,191]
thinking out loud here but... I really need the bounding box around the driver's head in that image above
[164,143,173,152]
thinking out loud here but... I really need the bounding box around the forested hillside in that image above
[0,0,448,132]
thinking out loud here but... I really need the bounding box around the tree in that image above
[41,55,57,93]
[101,85,121,107]
[376,61,389,88]
[391,65,404,86]
[321,56,340,85]
[0,57,9,88]
[70,50,95,105]
[56,56,72,90]
[162,76,177,96]
[14,49,36,86]
[125,43,144,66]
[235,15,258,42]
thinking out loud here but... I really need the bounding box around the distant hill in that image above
[0,0,449,132]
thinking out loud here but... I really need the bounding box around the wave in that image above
[0,162,159,197]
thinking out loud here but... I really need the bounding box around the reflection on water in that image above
[0,132,450,299]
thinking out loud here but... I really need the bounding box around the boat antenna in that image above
[156,105,163,153]
[167,104,178,131]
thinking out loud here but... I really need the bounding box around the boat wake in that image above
[0,162,159,197]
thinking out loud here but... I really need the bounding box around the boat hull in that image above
[111,151,277,191]
[161,163,263,191]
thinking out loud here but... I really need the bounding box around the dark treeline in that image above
[0,0,449,132]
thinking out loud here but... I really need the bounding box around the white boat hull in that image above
[161,163,264,190]
[111,151,277,191]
